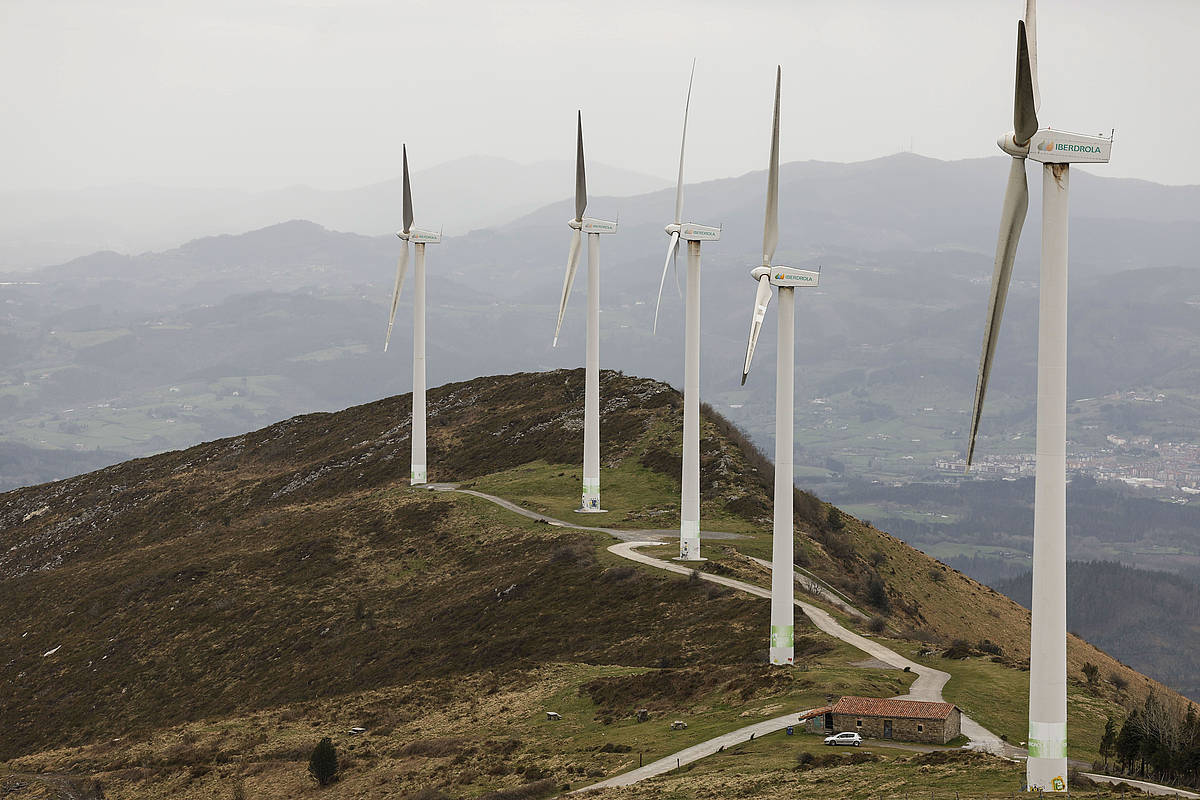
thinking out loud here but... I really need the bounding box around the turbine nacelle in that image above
[1027,129,1113,164]
[572,218,618,234]
[397,227,442,244]
[664,222,721,242]
[997,129,1113,164]
[751,265,820,288]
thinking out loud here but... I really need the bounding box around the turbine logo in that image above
[1052,777,1066,792]
[775,272,785,280]
[1037,139,1103,154]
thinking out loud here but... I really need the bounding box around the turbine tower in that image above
[554,112,618,512]
[739,67,819,667]
[653,61,721,562]
[967,2,1112,791]
[385,145,442,486]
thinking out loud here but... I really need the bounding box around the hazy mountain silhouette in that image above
[0,156,670,269]
[2,153,1198,491]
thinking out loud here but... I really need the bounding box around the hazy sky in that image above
[4,0,1199,193]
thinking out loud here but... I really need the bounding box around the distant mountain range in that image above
[1,152,1198,495]
[0,155,670,269]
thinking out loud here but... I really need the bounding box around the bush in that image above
[308,737,339,786]
[705,582,733,599]
[928,567,946,583]
[865,574,890,611]
[1109,672,1129,691]
[943,639,972,659]
[977,639,1002,656]
[1082,662,1100,685]
[867,615,887,634]
[868,551,886,567]
[599,565,637,583]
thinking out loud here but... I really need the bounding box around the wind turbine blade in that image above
[967,157,1030,467]
[1024,0,1040,114]
[402,144,413,234]
[741,274,774,385]
[763,66,781,267]
[385,241,410,352]
[553,229,583,347]
[673,59,695,225]
[575,110,587,222]
[653,231,680,335]
[1013,21,1039,146]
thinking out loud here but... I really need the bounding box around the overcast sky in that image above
[3,0,1199,193]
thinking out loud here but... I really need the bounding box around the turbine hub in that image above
[664,223,681,236]
[750,266,771,280]
[568,218,582,230]
[997,132,1030,158]
[396,230,410,241]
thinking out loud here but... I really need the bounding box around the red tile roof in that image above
[832,696,957,720]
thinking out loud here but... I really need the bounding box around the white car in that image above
[824,731,863,746]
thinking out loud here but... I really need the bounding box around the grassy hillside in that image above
[0,370,1187,798]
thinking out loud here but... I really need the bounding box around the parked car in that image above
[824,731,863,746]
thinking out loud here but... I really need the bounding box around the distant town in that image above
[937,424,1200,501]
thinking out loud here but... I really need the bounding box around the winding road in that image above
[429,484,1193,798]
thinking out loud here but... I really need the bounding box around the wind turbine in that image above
[967,1,1111,791]
[739,67,819,667]
[385,145,442,486]
[653,61,721,562]
[553,111,617,512]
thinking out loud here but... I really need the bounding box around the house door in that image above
[824,712,833,731]
[883,720,893,739]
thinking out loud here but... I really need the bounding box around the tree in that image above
[308,737,339,786]
[1100,716,1117,770]
[826,505,844,532]
[1115,712,1142,775]
[866,574,889,611]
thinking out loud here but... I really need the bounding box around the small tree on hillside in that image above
[1099,715,1117,770]
[308,737,339,786]
[865,574,889,611]
[826,505,844,532]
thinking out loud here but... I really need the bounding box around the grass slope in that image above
[0,369,1188,797]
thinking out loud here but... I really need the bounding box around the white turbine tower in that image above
[385,145,442,486]
[967,2,1111,791]
[739,68,819,667]
[653,62,721,563]
[554,111,617,512]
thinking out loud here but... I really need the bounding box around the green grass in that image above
[466,459,763,535]
[890,643,1125,764]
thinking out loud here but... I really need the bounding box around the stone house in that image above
[800,696,962,745]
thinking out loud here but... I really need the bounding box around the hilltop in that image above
[0,370,1186,798]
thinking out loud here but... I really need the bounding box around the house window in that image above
[917,724,924,733]
[856,719,862,728]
